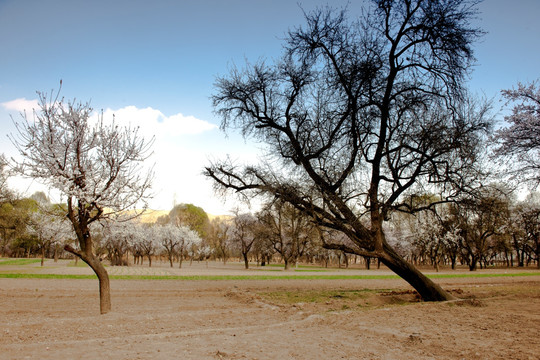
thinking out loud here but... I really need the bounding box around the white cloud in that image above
[2,101,247,215]
[166,113,217,135]
[100,106,217,137]
[1,98,39,114]
[97,106,232,213]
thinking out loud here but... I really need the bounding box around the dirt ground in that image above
[0,261,539,359]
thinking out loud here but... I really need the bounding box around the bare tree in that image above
[512,196,540,268]
[10,87,153,314]
[208,217,232,264]
[230,211,257,269]
[451,186,510,271]
[494,80,540,186]
[258,200,315,270]
[205,1,491,300]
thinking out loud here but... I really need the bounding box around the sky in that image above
[1,0,539,215]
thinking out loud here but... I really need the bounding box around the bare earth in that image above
[0,261,539,360]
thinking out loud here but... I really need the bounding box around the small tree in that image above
[513,196,540,268]
[230,211,257,269]
[451,186,510,271]
[208,217,232,264]
[27,210,71,266]
[101,221,131,266]
[157,223,199,268]
[258,200,315,270]
[135,225,161,267]
[158,223,182,268]
[10,87,153,314]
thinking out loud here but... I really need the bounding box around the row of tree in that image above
[3,188,537,274]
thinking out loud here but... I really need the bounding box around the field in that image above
[1,259,539,359]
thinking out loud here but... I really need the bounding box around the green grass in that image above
[0,258,42,266]
[0,272,538,281]
[0,273,98,279]
[264,263,331,270]
[260,288,377,304]
[67,261,90,267]
[428,272,540,279]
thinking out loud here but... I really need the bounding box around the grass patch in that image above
[0,258,42,266]
[428,272,540,279]
[260,289,376,304]
[0,271,538,281]
[0,273,97,279]
[264,263,331,270]
[257,288,419,311]
[67,261,90,267]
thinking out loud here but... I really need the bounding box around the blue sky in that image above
[1,0,539,215]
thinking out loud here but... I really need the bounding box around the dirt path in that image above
[0,263,539,359]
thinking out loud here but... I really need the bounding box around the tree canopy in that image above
[494,79,540,187]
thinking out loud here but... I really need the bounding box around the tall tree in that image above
[494,80,540,186]
[168,203,211,239]
[10,87,153,314]
[205,1,491,300]
[0,197,37,257]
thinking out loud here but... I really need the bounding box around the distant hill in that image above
[136,209,170,223]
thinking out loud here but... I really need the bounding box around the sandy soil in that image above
[0,261,539,360]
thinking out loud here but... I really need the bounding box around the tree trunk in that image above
[65,244,111,314]
[381,243,455,302]
[469,256,478,271]
[364,256,371,270]
[41,246,45,267]
[85,256,111,315]
[243,253,249,269]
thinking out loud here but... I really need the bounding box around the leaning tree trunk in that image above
[84,255,111,315]
[381,242,455,302]
[65,244,112,314]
